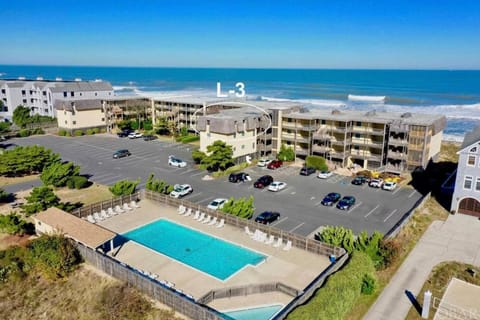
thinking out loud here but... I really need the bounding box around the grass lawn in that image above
[0,264,185,320]
[345,197,450,320]
[0,174,39,188]
[405,262,480,319]
[55,183,113,206]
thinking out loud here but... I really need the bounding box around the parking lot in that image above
[7,134,423,236]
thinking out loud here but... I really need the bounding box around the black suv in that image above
[117,130,132,138]
[351,176,368,185]
[143,134,157,141]
[113,149,131,159]
[255,211,280,224]
[300,167,316,176]
[229,172,250,183]
[253,175,274,189]
[321,192,341,206]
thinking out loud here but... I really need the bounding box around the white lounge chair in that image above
[100,210,109,220]
[208,217,217,226]
[283,240,292,251]
[216,219,225,228]
[107,207,115,216]
[256,232,267,242]
[178,205,186,214]
[115,205,125,214]
[123,203,133,211]
[273,237,283,248]
[184,208,193,217]
[196,212,205,221]
[202,215,211,224]
[245,226,254,236]
[87,215,96,223]
[251,229,261,240]
[192,211,200,220]
[130,200,140,208]
[265,235,274,245]
[93,212,103,221]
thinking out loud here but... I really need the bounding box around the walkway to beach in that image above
[364,214,480,320]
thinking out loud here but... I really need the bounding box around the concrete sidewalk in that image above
[364,214,480,320]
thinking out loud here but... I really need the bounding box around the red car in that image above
[267,159,283,170]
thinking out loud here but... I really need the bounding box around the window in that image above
[470,147,478,153]
[63,92,67,97]
[356,121,362,126]
[79,93,82,96]
[42,91,46,96]
[464,176,473,190]
[64,111,66,115]
[252,142,255,148]
[241,145,245,149]
[476,178,480,191]
[101,118,105,122]
[467,155,476,166]
[64,120,67,124]
[95,92,98,96]
[355,133,360,138]
[1,89,5,94]
[22,99,27,104]
[72,121,76,125]
[70,91,74,97]
[21,90,26,95]
[321,120,326,125]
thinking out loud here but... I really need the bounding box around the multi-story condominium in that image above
[0,78,113,121]
[281,109,446,172]
[450,126,480,217]
[55,99,108,133]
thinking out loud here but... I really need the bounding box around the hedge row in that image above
[287,252,376,320]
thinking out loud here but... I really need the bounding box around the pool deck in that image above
[98,199,330,311]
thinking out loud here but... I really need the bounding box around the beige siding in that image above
[428,130,443,159]
[57,109,106,130]
[200,130,257,159]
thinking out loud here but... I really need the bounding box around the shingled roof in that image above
[460,126,480,151]
[54,99,103,112]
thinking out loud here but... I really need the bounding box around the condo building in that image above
[0,78,113,121]
[55,99,108,133]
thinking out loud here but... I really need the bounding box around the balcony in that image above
[329,151,350,159]
[350,150,382,161]
[296,136,310,143]
[294,147,309,156]
[331,126,349,133]
[330,139,346,146]
[281,134,296,142]
[351,139,384,148]
[313,133,331,140]
[282,122,296,129]
[390,125,408,133]
[312,145,331,153]
[351,126,385,135]
[385,163,406,173]
[387,152,408,160]
[389,138,408,146]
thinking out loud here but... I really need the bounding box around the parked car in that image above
[369,178,384,188]
[336,196,356,210]
[169,184,193,198]
[257,158,273,167]
[300,167,316,176]
[254,175,274,188]
[128,132,143,139]
[143,134,157,141]
[268,181,287,192]
[228,172,251,183]
[267,160,283,170]
[318,171,333,179]
[351,176,368,185]
[116,130,131,138]
[207,198,228,210]
[382,181,397,191]
[113,149,131,159]
[168,156,187,168]
[255,211,280,224]
[321,192,341,206]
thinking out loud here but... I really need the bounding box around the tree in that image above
[117,119,133,131]
[0,188,10,203]
[191,149,206,164]
[109,179,140,196]
[316,226,355,253]
[277,143,295,161]
[220,196,255,219]
[0,212,34,235]
[40,161,80,187]
[145,173,173,194]
[12,105,32,128]
[201,140,234,172]
[306,155,328,171]
[0,145,60,177]
[0,121,11,134]
[22,186,60,215]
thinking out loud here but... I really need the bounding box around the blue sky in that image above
[1,0,479,69]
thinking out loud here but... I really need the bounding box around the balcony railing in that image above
[312,145,330,153]
[350,151,382,161]
[390,125,408,133]
[313,133,331,140]
[294,148,309,155]
[329,151,350,159]
[351,139,384,148]
[387,152,408,160]
[351,126,385,135]
[331,126,349,133]
[282,122,296,129]
[385,163,406,173]
[388,138,408,146]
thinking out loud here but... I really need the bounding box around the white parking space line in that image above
[364,205,380,218]
[348,201,362,214]
[314,200,324,206]
[408,190,417,198]
[271,216,288,226]
[190,171,206,177]
[179,168,197,175]
[289,222,305,233]
[185,192,203,200]
[383,209,398,222]
[392,187,402,195]
[197,196,215,205]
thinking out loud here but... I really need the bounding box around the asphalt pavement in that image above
[5,134,423,236]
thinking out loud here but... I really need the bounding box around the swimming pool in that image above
[223,304,283,320]
[122,219,266,280]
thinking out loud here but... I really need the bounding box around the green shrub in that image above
[33,128,45,135]
[306,155,328,171]
[143,120,153,131]
[181,135,200,143]
[22,186,60,216]
[18,129,31,137]
[220,196,255,219]
[277,143,295,161]
[0,213,34,235]
[92,128,100,134]
[58,129,67,136]
[287,252,376,320]
[145,174,173,194]
[68,176,89,189]
[73,130,83,136]
[86,129,95,135]
[0,188,10,203]
[361,273,376,295]
[109,179,140,196]
[0,145,60,176]
[379,239,401,269]
[40,161,80,187]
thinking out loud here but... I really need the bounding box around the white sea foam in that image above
[113,85,137,91]
[260,96,346,108]
[382,103,480,120]
[348,94,386,102]
[442,134,464,142]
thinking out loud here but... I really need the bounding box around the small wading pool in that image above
[122,219,266,280]
[222,304,284,320]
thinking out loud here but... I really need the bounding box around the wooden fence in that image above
[71,193,141,218]
[143,189,345,258]
[76,243,224,320]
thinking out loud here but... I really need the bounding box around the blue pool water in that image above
[223,305,283,320]
[122,219,266,280]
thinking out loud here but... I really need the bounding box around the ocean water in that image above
[1,65,479,141]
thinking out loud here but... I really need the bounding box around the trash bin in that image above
[329,255,336,263]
